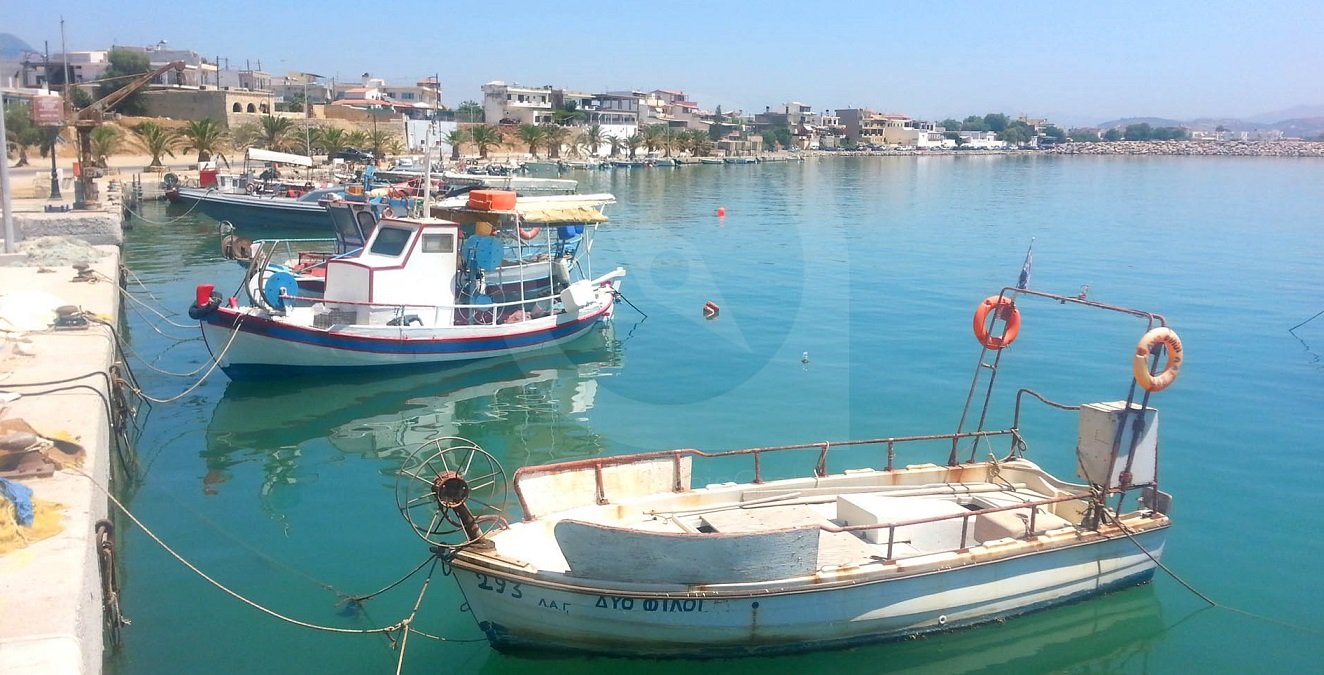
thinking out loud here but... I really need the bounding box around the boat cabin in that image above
[321,218,463,326]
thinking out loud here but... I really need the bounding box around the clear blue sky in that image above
[8,0,1322,125]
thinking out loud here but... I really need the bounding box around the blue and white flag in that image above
[1016,239,1034,290]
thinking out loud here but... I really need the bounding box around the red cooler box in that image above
[467,190,516,211]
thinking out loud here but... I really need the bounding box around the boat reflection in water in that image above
[201,325,622,498]
[728,584,1166,675]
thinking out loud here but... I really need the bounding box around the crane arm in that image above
[76,60,185,123]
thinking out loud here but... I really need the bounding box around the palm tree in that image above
[312,126,348,160]
[606,135,624,158]
[257,115,296,152]
[228,122,262,152]
[133,121,177,167]
[468,125,501,159]
[540,124,569,159]
[89,126,123,168]
[661,126,680,157]
[568,130,589,158]
[583,124,604,158]
[178,118,228,162]
[367,129,392,160]
[643,124,666,154]
[445,128,469,160]
[516,124,544,158]
[625,133,644,159]
[689,129,715,157]
[344,130,370,153]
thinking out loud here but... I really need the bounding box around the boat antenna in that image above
[420,127,433,218]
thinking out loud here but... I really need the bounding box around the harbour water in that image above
[109,155,1324,673]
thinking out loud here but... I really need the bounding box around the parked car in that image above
[334,148,374,162]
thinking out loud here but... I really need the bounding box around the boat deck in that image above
[495,477,1081,577]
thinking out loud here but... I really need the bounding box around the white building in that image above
[482,81,554,125]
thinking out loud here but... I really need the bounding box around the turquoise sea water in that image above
[109,156,1324,674]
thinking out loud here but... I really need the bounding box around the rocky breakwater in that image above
[1045,140,1324,157]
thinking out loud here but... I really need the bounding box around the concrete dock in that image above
[1,172,129,674]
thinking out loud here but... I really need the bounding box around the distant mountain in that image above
[1093,113,1324,139]
[1095,116,1184,129]
[0,33,36,59]
[1247,105,1324,124]
[1274,118,1324,139]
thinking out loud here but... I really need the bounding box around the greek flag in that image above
[1016,239,1034,290]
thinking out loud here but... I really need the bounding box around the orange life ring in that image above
[972,295,1021,350]
[1132,327,1183,392]
[518,226,541,241]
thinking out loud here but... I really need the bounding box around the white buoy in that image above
[801,351,810,364]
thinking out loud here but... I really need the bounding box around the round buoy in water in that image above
[716,207,726,217]
[703,301,720,319]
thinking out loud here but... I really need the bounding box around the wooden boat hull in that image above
[451,527,1166,657]
[198,292,615,377]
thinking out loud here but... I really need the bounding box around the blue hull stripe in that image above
[203,305,609,356]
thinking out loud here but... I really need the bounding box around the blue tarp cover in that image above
[0,477,35,527]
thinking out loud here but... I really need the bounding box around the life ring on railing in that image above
[518,226,541,241]
[972,295,1021,350]
[1132,327,1183,392]
[381,206,395,219]
[245,182,258,194]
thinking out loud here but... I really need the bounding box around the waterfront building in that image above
[482,81,554,125]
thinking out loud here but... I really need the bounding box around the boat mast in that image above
[420,127,434,218]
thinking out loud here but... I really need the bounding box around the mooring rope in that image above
[1106,510,1323,636]
[73,466,426,636]
[97,269,200,332]
[611,289,647,319]
[93,312,245,404]
[120,191,206,225]
[1289,308,1324,333]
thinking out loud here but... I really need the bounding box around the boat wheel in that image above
[395,437,509,549]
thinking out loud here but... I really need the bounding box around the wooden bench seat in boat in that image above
[553,518,820,584]
[698,505,888,568]
[968,491,1076,542]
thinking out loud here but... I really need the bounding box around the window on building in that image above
[246,103,256,113]
[232,102,242,112]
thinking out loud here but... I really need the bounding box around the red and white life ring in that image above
[972,295,1021,350]
[1132,327,1183,392]
[517,226,541,241]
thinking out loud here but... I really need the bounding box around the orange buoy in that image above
[716,207,726,217]
[703,301,720,319]
[518,226,542,240]
[972,295,1021,350]
[1132,327,1183,392]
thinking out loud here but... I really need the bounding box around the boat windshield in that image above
[369,227,412,256]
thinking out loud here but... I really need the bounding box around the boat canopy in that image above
[432,194,614,225]
[246,147,315,167]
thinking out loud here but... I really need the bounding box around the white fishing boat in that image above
[394,288,1182,656]
[189,190,625,378]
